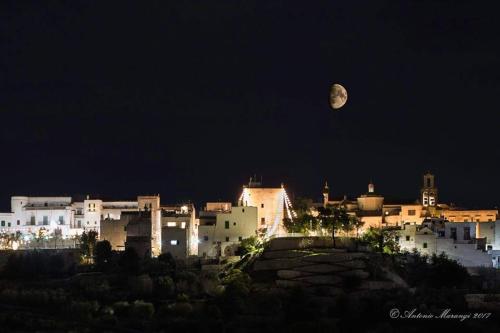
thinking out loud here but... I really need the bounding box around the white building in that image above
[0,196,138,241]
[199,203,258,258]
[399,222,493,267]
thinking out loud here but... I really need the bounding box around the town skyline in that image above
[0,171,496,212]
[2,2,500,212]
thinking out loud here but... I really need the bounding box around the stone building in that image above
[198,203,258,258]
[160,203,198,259]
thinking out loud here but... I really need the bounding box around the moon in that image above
[330,83,348,110]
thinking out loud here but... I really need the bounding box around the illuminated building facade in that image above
[239,177,295,238]
[0,196,138,239]
[198,203,258,258]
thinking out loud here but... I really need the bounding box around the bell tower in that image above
[421,172,438,207]
[323,181,329,207]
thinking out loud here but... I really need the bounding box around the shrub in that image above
[170,302,193,317]
[130,300,155,320]
[158,252,177,271]
[200,271,222,296]
[156,275,175,298]
[119,247,140,274]
[176,271,200,295]
[129,274,153,297]
[69,301,99,320]
[94,240,112,271]
[112,301,130,317]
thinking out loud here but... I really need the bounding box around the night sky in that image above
[2,1,500,210]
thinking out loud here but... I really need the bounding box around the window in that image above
[17,220,20,226]
[450,227,457,240]
[233,222,236,226]
[261,217,265,225]
[77,220,82,228]
[59,216,64,225]
[464,227,471,241]
[167,222,177,227]
[242,208,245,213]
[124,226,127,231]
[30,216,35,225]
[204,235,209,241]
[170,240,179,245]
[406,236,410,241]
[423,242,428,249]
[408,209,416,216]
[225,236,229,242]
[43,216,49,225]
[238,236,243,241]
[261,203,264,208]
[225,221,229,229]
[1,221,4,227]
[181,222,186,229]
[7,222,11,227]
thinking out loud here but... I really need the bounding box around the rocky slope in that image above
[249,237,408,297]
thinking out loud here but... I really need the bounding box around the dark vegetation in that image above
[0,234,498,332]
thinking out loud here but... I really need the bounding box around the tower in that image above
[323,181,329,207]
[421,172,438,207]
[368,181,375,193]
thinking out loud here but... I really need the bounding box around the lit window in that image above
[170,240,179,245]
[167,222,177,227]
[181,222,186,229]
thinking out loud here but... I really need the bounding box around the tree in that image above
[283,214,318,234]
[351,216,365,239]
[236,236,261,256]
[292,197,314,215]
[158,252,177,272]
[361,227,400,254]
[80,230,98,262]
[318,205,350,248]
[94,240,112,270]
[119,247,140,274]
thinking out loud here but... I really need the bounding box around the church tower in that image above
[421,172,438,207]
[323,181,329,207]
